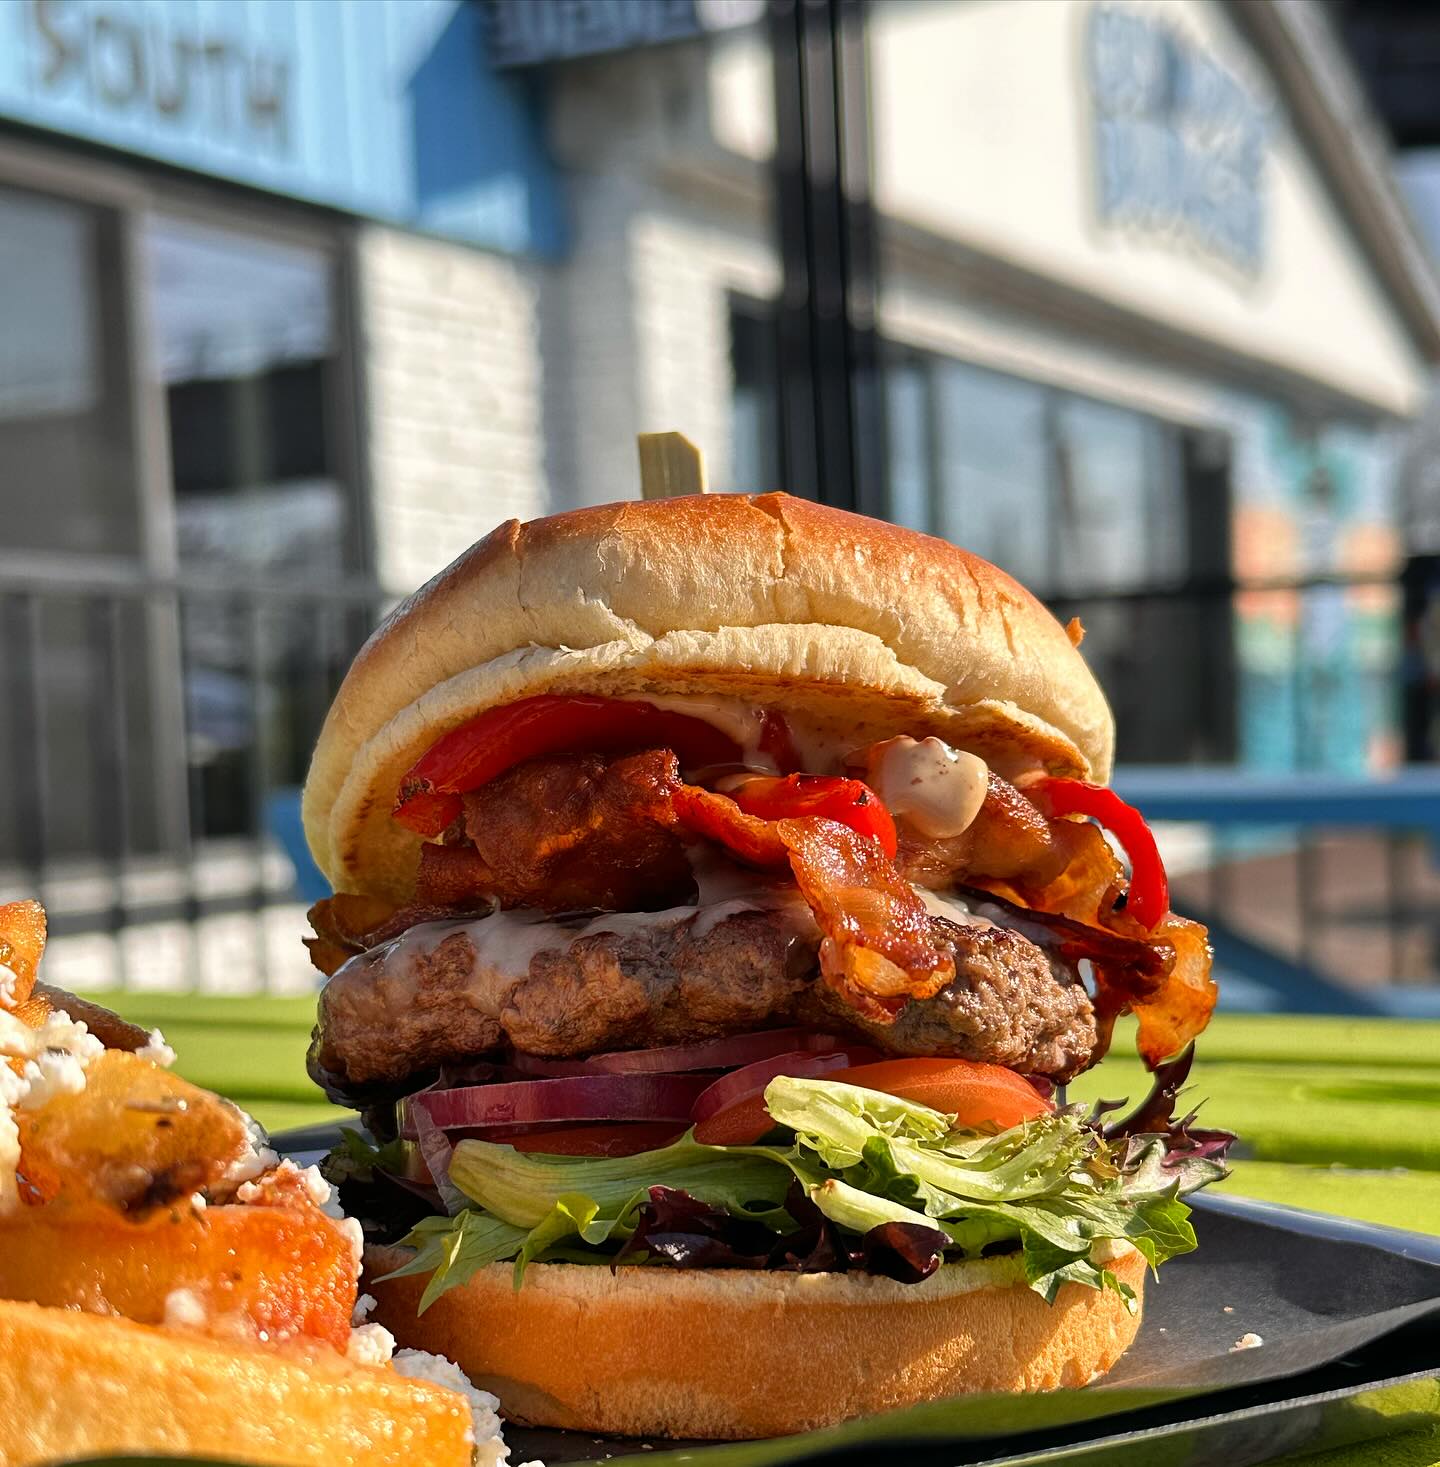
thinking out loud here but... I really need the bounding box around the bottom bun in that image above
[0,1298,473,1467]
[365,1242,1146,1440]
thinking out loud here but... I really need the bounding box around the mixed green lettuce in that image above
[369,1068,1229,1314]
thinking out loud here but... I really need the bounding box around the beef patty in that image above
[307,903,1097,1103]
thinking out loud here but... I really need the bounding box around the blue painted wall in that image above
[0,0,565,257]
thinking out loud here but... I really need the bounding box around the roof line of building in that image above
[882,216,1411,424]
[1226,0,1440,361]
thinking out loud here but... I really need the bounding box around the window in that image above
[0,184,139,556]
[139,214,361,838]
[142,215,359,580]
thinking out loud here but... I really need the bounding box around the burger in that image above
[303,492,1231,1441]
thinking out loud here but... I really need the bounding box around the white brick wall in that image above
[357,226,548,593]
[631,199,778,492]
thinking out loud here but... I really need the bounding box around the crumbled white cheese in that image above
[352,1292,377,1325]
[0,963,17,1010]
[340,1216,365,1275]
[163,1288,208,1330]
[346,1320,396,1367]
[0,1007,104,1215]
[220,1108,279,1191]
[298,1160,344,1218]
[135,1029,176,1067]
[1230,1332,1264,1351]
[392,1350,508,1457]
[18,1049,90,1109]
[236,1158,344,1218]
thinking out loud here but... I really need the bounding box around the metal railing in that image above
[0,569,382,996]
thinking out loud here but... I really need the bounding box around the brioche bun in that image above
[0,1298,474,1467]
[304,494,1113,901]
[364,1241,1144,1441]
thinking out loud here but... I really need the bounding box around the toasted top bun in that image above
[304,494,1113,901]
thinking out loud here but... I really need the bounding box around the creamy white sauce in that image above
[914,886,994,930]
[384,908,562,984]
[616,693,848,775]
[867,736,989,840]
[339,859,822,1002]
[620,694,778,768]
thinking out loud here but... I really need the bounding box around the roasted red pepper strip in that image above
[1025,778,1169,932]
[393,695,746,838]
[732,774,898,858]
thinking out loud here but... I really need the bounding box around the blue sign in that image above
[486,0,763,70]
[1086,6,1268,276]
[0,0,566,258]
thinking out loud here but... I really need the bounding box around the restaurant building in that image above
[0,0,1437,987]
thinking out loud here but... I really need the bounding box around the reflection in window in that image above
[932,359,1052,590]
[729,301,782,492]
[0,185,139,556]
[885,357,929,532]
[142,216,355,580]
[141,216,361,839]
[1053,396,1185,595]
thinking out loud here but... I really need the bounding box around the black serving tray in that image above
[265,1131,1440,1467]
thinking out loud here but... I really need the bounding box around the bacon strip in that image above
[670,784,788,868]
[1123,914,1216,1070]
[777,817,956,1022]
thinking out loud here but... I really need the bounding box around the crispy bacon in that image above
[777,818,955,1021]
[1122,914,1216,1070]
[670,784,788,868]
[414,842,494,907]
[957,886,1216,1069]
[460,750,694,912]
[896,773,1123,897]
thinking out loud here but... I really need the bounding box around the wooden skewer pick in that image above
[637,431,708,499]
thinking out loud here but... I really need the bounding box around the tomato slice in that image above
[393,695,745,837]
[826,1058,1053,1130]
[693,1056,1052,1147]
[691,1093,782,1147]
[731,774,898,858]
[502,1122,686,1157]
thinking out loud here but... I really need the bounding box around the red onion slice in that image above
[508,1029,849,1078]
[506,1054,604,1079]
[398,1071,711,1138]
[690,1046,881,1125]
